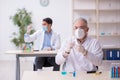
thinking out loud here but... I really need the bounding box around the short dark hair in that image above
[43,17,53,25]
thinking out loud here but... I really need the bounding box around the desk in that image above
[6,50,57,80]
[22,71,118,80]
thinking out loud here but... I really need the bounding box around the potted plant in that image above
[10,8,35,49]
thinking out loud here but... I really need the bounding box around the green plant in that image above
[10,8,35,48]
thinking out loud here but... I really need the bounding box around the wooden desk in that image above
[22,71,118,80]
[6,50,57,80]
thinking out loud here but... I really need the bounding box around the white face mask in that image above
[75,28,85,39]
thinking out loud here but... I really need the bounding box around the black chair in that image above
[33,61,53,71]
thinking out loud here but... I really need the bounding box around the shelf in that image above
[102,45,120,49]
[73,9,96,11]
[99,35,120,37]
[100,0,119,1]
[73,0,120,63]
[98,22,120,24]
[99,9,120,11]
[103,60,120,62]
[88,35,97,37]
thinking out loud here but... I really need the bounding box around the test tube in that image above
[73,71,76,77]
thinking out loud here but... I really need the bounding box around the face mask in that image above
[42,26,48,31]
[75,28,85,39]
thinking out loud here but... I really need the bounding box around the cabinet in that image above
[72,0,120,48]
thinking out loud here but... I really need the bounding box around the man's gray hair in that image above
[74,17,88,27]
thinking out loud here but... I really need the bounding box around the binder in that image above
[112,50,116,60]
[116,50,120,60]
[106,50,110,60]
[109,50,113,60]
[106,49,120,60]
[113,50,117,60]
[114,50,120,60]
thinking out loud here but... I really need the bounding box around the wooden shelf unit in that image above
[72,0,120,48]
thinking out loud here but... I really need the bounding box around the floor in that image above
[0,59,120,80]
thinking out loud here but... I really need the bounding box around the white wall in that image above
[0,0,72,60]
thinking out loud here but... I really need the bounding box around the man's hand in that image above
[75,39,87,56]
[63,41,74,58]
[65,41,74,53]
[26,24,33,34]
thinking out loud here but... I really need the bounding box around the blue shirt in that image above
[42,31,52,50]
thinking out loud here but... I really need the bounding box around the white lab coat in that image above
[24,29,61,50]
[55,36,103,72]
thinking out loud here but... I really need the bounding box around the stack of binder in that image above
[106,49,120,60]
